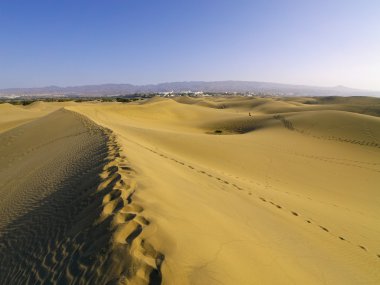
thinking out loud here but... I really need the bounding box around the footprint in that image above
[120,166,132,171]
[135,216,150,226]
[126,224,143,244]
[319,226,329,232]
[358,245,367,251]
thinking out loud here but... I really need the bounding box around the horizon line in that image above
[1,80,380,93]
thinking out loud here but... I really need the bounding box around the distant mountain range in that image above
[1,81,379,97]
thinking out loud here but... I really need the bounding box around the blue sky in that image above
[0,0,379,90]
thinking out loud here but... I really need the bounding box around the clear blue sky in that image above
[0,0,379,90]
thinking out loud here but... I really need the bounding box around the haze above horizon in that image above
[1,0,379,90]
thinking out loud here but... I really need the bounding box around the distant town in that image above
[0,90,307,106]
[1,81,379,101]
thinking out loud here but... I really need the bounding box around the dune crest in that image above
[0,108,163,284]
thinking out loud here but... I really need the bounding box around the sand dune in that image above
[0,108,163,284]
[1,96,379,284]
[0,101,74,134]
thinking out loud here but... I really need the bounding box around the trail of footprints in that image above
[140,144,379,262]
[76,112,167,281]
[245,175,376,220]
[98,131,164,284]
[273,114,380,149]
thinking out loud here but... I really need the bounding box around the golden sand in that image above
[1,96,379,284]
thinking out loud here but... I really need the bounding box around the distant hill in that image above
[1,81,379,97]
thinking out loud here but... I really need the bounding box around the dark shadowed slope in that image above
[0,109,163,284]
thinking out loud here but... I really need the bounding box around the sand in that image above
[0,108,162,284]
[0,96,379,284]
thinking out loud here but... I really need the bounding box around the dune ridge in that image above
[0,108,163,284]
[92,127,164,285]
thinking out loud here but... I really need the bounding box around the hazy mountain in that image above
[0,81,379,97]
